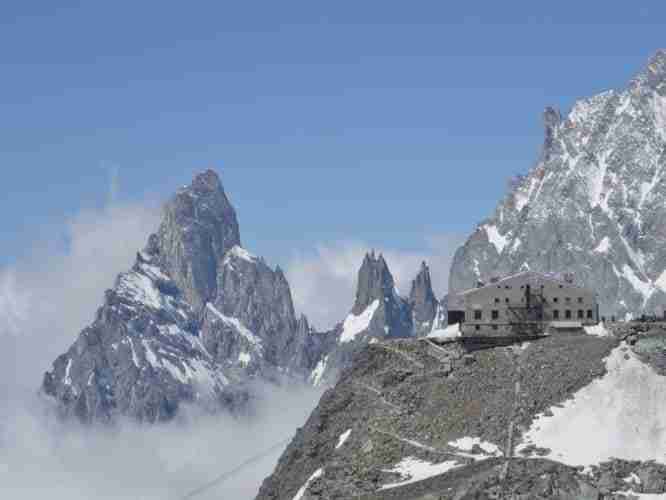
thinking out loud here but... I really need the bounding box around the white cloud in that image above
[0,201,160,398]
[0,383,321,500]
[285,234,464,330]
[0,194,322,500]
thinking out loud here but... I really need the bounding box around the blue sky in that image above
[2,1,665,268]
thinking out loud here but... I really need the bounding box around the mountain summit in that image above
[450,50,666,319]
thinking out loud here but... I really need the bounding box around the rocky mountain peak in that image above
[352,252,396,314]
[449,51,666,319]
[409,261,438,335]
[190,168,223,192]
[153,169,241,311]
[41,169,325,423]
[634,49,666,88]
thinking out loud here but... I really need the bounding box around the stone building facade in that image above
[447,271,599,336]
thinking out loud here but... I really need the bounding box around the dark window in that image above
[492,310,499,320]
[565,310,572,319]
[553,310,560,319]
[537,311,543,320]
[505,285,511,289]
[505,297,509,303]
[492,325,498,330]
[577,310,584,319]
[587,309,593,319]
[474,310,482,320]
[578,297,583,303]
[559,285,564,288]
[475,325,480,331]
[494,298,500,304]
[565,297,571,303]
[553,297,559,303]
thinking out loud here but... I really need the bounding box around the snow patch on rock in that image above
[428,323,461,340]
[206,303,262,347]
[584,322,611,338]
[517,343,666,466]
[380,457,462,491]
[292,468,323,500]
[309,355,328,386]
[336,429,352,449]
[484,225,509,254]
[340,300,379,343]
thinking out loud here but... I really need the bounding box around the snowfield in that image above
[517,342,666,466]
[428,323,461,340]
[380,457,461,491]
[584,322,612,337]
[339,300,379,343]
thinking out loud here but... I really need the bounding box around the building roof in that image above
[453,271,591,297]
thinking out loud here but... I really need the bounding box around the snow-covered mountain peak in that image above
[450,51,666,319]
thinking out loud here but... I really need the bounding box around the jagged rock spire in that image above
[152,169,241,311]
[42,169,325,423]
[409,261,438,335]
[353,252,396,314]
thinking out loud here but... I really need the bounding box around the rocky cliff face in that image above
[256,325,666,499]
[409,262,439,336]
[41,170,324,422]
[450,50,666,320]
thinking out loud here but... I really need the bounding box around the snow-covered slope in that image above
[518,342,666,466]
[450,50,666,319]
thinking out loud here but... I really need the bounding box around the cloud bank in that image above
[285,234,464,330]
[0,198,322,500]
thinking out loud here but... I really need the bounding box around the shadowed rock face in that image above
[450,50,666,320]
[41,170,324,422]
[409,262,438,336]
[155,169,241,312]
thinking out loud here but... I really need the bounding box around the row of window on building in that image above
[492,297,586,305]
[473,309,594,321]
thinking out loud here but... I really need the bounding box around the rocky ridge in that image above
[450,50,666,320]
[256,323,666,499]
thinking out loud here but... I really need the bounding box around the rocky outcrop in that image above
[41,170,325,422]
[255,326,666,499]
[450,50,666,320]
